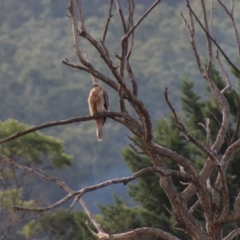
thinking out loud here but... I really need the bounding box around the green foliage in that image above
[0,119,72,239]
[0,188,34,209]
[98,195,143,233]
[21,209,96,240]
[0,119,72,167]
[181,79,205,126]
[20,220,40,240]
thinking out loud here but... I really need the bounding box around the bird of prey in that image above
[88,83,109,141]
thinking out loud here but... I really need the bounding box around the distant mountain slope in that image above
[1,0,239,206]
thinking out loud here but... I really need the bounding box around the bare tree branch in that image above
[125,0,138,96]
[62,58,88,70]
[102,0,113,44]
[200,0,212,72]
[115,0,127,34]
[189,199,200,214]
[13,194,74,212]
[223,228,240,240]
[218,0,240,60]
[186,0,240,75]
[216,50,232,94]
[62,58,119,91]
[164,88,186,132]
[126,0,135,61]
[106,227,182,240]
[84,49,96,84]
[2,155,192,216]
[181,9,203,73]
[79,198,108,236]
[125,0,161,41]
[75,0,86,32]
[230,91,240,144]
[164,88,221,168]
[0,112,123,145]
[115,0,128,78]
[101,0,114,58]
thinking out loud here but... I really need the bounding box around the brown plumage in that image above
[88,83,109,141]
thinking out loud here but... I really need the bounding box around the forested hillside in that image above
[1,0,240,209]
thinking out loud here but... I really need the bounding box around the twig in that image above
[217,167,229,219]
[223,228,240,240]
[218,0,240,60]
[118,0,161,77]
[101,0,114,58]
[115,0,127,34]
[129,143,146,155]
[209,0,231,94]
[119,90,127,113]
[85,220,98,237]
[165,88,221,167]
[107,227,181,240]
[13,194,74,212]
[79,198,108,235]
[126,60,138,96]
[189,199,200,214]
[206,118,211,148]
[125,134,145,152]
[126,0,135,61]
[4,153,191,213]
[198,118,211,148]
[62,58,118,91]
[116,0,128,78]
[164,88,186,131]
[68,0,83,63]
[200,0,212,72]
[102,0,114,43]
[181,10,203,74]
[62,58,88,71]
[68,0,119,92]
[215,50,232,94]
[125,0,138,96]
[186,1,240,75]
[230,91,240,144]
[75,0,86,32]
[125,0,161,41]
[84,49,96,84]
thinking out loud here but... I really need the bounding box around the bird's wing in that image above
[102,90,109,126]
[103,90,109,111]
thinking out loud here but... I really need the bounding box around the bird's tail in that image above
[96,119,104,141]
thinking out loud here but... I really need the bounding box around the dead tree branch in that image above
[223,228,240,240]
[0,112,123,145]
[186,0,240,75]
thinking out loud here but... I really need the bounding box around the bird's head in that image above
[91,83,103,90]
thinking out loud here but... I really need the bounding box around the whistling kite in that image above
[88,83,109,141]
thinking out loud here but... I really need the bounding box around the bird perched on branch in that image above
[88,83,109,141]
